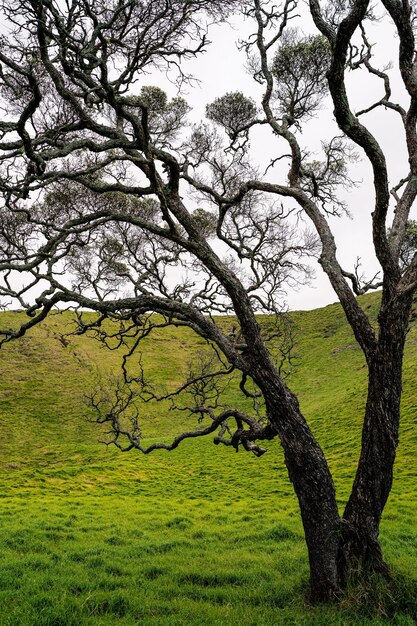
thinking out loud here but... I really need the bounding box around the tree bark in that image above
[250,361,341,600]
[339,293,413,581]
[249,291,413,598]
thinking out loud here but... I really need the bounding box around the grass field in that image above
[0,292,416,625]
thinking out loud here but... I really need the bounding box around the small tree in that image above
[1,0,417,601]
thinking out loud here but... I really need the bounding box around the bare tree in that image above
[1,0,417,602]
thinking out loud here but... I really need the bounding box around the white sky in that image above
[155,9,412,311]
[2,4,412,313]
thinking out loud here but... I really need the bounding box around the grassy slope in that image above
[0,293,416,625]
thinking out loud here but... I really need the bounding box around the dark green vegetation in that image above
[0,292,416,625]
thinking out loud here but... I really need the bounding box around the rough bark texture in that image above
[249,358,341,600]
[249,289,414,599]
[339,293,413,580]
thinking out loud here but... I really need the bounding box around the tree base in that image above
[308,525,392,605]
[338,522,390,586]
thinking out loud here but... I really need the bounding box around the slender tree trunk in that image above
[339,294,413,581]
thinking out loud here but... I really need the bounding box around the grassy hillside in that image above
[0,293,416,625]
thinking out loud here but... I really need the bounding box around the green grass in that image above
[0,293,416,624]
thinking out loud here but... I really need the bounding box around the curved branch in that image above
[310,0,396,279]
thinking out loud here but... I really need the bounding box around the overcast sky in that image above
[155,8,411,311]
[2,4,410,313]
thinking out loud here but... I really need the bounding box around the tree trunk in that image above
[339,294,413,582]
[273,396,341,601]
[246,293,412,600]
[252,363,341,600]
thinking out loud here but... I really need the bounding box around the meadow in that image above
[0,292,416,625]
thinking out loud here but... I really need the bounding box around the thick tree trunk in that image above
[238,281,413,600]
[272,395,341,600]
[252,364,341,600]
[339,294,413,581]
[251,293,413,599]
